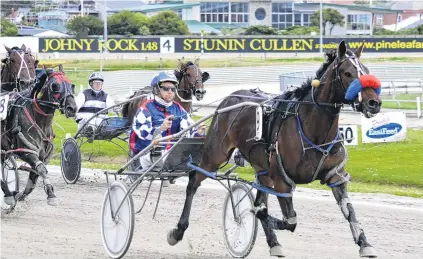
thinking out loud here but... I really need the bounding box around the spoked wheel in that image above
[1,154,19,215]
[223,183,258,258]
[101,181,135,259]
[61,138,81,184]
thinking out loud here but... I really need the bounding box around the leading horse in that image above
[1,45,37,92]
[167,41,382,258]
[122,59,210,122]
[1,65,77,207]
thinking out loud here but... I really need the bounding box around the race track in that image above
[1,166,423,259]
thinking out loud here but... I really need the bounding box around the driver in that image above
[128,71,206,185]
[75,72,115,142]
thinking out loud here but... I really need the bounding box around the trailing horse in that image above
[167,41,382,258]
[122,59,210,122]
[1,65,77,207]
[1,45,37,92]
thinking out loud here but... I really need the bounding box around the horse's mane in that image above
[291,49,338,100]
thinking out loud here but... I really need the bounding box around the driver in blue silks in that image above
[128,71,206,185]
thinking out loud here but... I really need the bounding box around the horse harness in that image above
[2,91,55,158]
[243,55,364,195]
[1,49,36,91]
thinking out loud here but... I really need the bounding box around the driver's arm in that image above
[179,110,206,137]
[132,108,160,141]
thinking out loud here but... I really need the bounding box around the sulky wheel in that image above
[101,181,135,259]
[222,182,258,258]
[1,154,19,215]
[61,138,81,184]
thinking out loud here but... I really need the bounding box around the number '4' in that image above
[163,40,171,51]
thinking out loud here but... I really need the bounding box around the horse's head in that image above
[174,59,210,101]
[2,44,36,91]
[35,65,77,118]
[332,41,382,118]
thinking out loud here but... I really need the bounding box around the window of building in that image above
[376,14,383,25]
[200,2,248,23]
[271,2,293,29]
[175,9,183,19]
[347,14,371,31]
[397,14,402,23]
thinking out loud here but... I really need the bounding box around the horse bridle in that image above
[178,65,204,95]
[35,72,74,116]
[312,53,367,111]
[1,49,35,90]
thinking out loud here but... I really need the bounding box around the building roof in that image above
[34,30,70,37]
[136,3,200,12]
[106,3,199,13]
[295,3,401,14]
[185,20,221,34]
[17,26,69,37]
[104,0,145,11]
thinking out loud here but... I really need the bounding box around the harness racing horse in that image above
[122,59,210,122]
[1,45,37,92]
[167,41,382,257]
[1,65,77,207]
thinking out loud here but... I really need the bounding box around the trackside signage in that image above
[361,112,407,143]
[38,37,423,53]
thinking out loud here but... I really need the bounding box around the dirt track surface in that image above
[1,166,423,259]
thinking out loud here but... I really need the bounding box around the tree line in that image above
[1,7,423,37]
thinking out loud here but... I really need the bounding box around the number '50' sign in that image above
[338,125,358,146]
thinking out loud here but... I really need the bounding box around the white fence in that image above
[101,64,423,100]
[278,66,423,95]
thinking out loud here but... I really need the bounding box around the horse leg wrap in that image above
[339,197,351,220]
[350,222,364,244]
[35,162,51,186]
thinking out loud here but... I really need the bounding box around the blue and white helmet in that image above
[150,71,178,89]
[88,72,104,83]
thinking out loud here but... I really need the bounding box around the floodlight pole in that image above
[104,0,108,45]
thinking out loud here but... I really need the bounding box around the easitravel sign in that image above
[361,112,407,143]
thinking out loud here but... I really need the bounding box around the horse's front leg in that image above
[167,170,206,245]
[17,153,57,206]
[331,182,377,257]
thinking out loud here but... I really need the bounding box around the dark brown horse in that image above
[1,45,37,92]
[167,41,382,258]
[122,59,209,122]
[1,65,77,207]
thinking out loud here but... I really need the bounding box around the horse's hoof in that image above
[167,229,179,246]
[47,197,57,206]
[360,246,377,258]
[4,196,16,206]
[270,245,284,257]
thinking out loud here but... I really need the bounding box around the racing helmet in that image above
[150,71,178,95]
[88,72,104,84]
